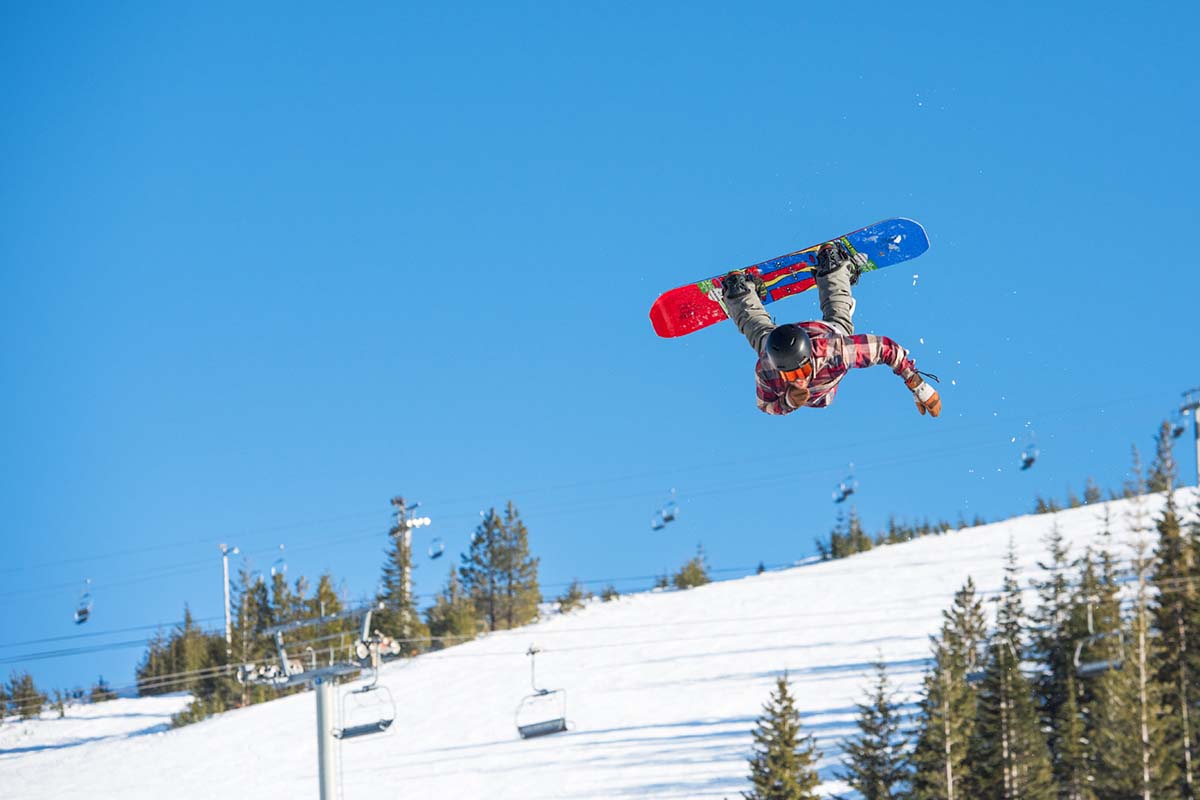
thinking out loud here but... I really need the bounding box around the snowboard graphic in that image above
[649,218,930,338]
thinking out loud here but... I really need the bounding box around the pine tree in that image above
[89,676,117,703]
[8,671,46,720]
[377,518,430,653]
[910,579,987,800]
[674,544,711,589]
[1104,479,1179,798]
[425,567,478,649]
[461,508,503,631]
[965,547,1057,799]
[847,508,873,555]
[1030,524,1092,799]
[601,585,620,602]
[0,680,8,720]
[842,660,909,799]
[1148,420,1177,494]
[743,674,822,800]
[460,503,541,632]
[1083,477,1103,505]
[1149,472,1198,796]
[496,502,541,629]
[556,579,592,612]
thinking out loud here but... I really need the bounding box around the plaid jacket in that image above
[755,321,919,415]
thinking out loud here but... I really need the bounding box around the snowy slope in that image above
[2,490,1194,800]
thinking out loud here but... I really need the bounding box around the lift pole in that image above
[315,676,337,800]
[219,544,238,656]
[1183,388,1200,488]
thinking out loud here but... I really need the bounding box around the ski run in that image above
[2,488,1195,799]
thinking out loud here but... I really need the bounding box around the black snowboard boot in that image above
[722,269,765,300]
[816,241,863,286]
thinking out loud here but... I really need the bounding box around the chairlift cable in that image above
[3,388,1169,578]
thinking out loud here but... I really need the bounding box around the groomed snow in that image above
[2,489,1194,799]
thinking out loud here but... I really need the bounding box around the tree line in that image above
[744,422,1200,798]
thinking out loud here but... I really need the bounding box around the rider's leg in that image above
[721,272,775,353]
[815,243,858,336]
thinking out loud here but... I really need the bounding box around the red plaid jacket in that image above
[756,321,919,415]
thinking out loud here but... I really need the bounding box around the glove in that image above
[785,381,810,409]
[906,375,941,418]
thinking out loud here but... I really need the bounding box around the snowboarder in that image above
[722,242,941,417]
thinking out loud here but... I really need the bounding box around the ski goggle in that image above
[778,361,814,383]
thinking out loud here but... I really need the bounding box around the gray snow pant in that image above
[725,261,856,353]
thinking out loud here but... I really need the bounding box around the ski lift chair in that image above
[334,682,396,740]
[428,537,445,560]
[73,580,93,625]
[516,645,568,740]
[516,689,568,739]
[1020,446,1038,471]
[1074,631,1125,678]
[1170,410,1187,440]
[660,490,678,524]
[271,544,287,577]
[1074,600,1125,678]
[833,480,856,504]
[650,515,666,532]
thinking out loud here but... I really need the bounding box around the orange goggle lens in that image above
[779,362,814,383]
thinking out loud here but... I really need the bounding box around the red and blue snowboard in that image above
[649,218,930,338]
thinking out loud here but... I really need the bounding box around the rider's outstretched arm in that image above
[844,334,941,417]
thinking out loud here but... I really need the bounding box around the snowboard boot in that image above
[816,241,864,286]
[721,270,775,353]
[721,269,765,301]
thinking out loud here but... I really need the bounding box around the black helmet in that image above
[765,324,813,373]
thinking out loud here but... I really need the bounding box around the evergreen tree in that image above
[89,676,117,703]
[460,503,541,632]
[461,507,504,631]
[743,674,822,800]
[556,578,592,613]
[1149,480,1198,796]
[965,547,1057,799]
[842,660,909,799]
[1082,477,1103,505]
[674,545,711,589]
[601,585,620,602]
[0,680,8,720]
[425,567,478,649]
[1148,420,1177,494]
[376,513,429,652]
[1030,525,1092,799]
[1101,482,1178,798]
[847,508,873,555]
[7,671,46,720]
[910,579,987,800]
[496,502,541,629]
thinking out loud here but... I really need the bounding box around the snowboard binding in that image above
[721,269,766,301]
[816,241,864,286]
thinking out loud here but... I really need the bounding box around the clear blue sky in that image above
[2,1,1198,692]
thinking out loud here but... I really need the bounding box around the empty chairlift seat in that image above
[516,645,569,739]
[334,684,396,740]
[516,689,568,739]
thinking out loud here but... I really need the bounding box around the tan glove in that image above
[906,375,942,418]
[785,381,811,409]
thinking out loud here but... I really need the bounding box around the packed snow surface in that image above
[1,490,1193,799]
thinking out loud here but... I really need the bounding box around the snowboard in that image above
[648,217,930,338]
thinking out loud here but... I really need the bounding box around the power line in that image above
[3,387,1172,581]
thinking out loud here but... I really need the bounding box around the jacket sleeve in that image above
[755,363,796,416]
[845,334,919,383]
